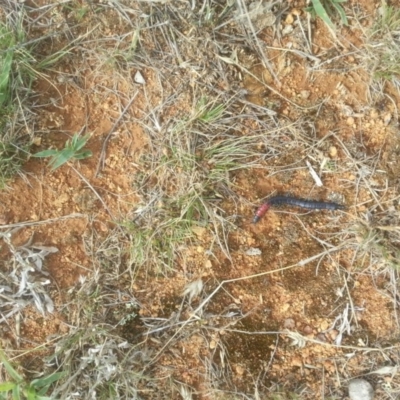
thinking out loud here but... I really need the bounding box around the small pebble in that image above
[134,70,145,84]
[282,25,294,36]
[291,356,302,367]
[346,117,355,126]
[316,333,328,342]
[245,247,262,256]
[383,112,392,125]
[303,325,313,334]
[284,318,295,329]
[328,329,339,341]
[32,137,41,146]
[285,13,294,24]
[348,379,374,400]
[370,109,379,119]
[329,146,338,158]
[300,90,310,99]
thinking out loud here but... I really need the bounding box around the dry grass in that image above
[1,1,400,399]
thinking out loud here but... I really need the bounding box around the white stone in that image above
[348,379,374,400]
[134,71,145,84]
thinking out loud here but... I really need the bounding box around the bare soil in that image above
[1,0,400,399]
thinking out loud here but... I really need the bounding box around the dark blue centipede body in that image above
[268,196,345,211]
[253,195,345,223]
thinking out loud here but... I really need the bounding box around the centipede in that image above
[253,195,345,223]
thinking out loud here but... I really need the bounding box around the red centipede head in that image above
[252,202,270,224]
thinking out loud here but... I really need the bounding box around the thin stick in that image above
[95,91,138,176]
[0,214,85,229]
[70,166,113,219]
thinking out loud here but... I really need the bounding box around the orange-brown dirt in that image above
[1,0,399,398]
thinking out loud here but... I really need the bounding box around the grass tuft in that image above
[126,96,267,276]
[0,2,72,186]
[33,133,92,171]
[0,348,66,399]
[306,0,348,30]
[366,4,400,81]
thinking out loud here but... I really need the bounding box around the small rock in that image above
[32,136,41,146]
[316,333,328,343]
[348,379,374,400]
[328,329,339,341]
[235,2,276,30]
[256,11,276,29]
[300,90,310,99]
[284,318,295,329]
[245,247,262,256]
[329,146,338,158]
[383,112,392,125]
[370,109,379,119]
[192,226,206,237]
[346,117,355,126]
[291,356,302,367]
[282,24,294,36]
[235,364,245,375]
[303,325,313,334]
[134,71,145,84]
[262,69,273,84]
[281,303,290,312]
[285,13,294,25]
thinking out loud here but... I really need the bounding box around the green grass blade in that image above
[32,149,59,158]
[32,371,67,392]
[311,0,335,29]
[11,384,21,400]
[71,134,90,151]
[0,49,14,106]
[49,149,75,170]
[36,49,70,69]
[26,387,37,400]
[73,150,93,160]
[331,1,348,25]
[0,349,23,382]
[0,382,16,392]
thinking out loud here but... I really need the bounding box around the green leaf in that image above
[0,349,23,382]
[25,386,38,400]
[37,44,71,69]
[32,371,67,392]
[0,49,14,106]
[48,153,72,170]
[331,1,348,25]
[71,134,91,151]
[0,382,16,392]
[310,0,335,29]
[32,149,59,158]
[73,150,93,160]
[11,384,21,400]
[32,132,92,170]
